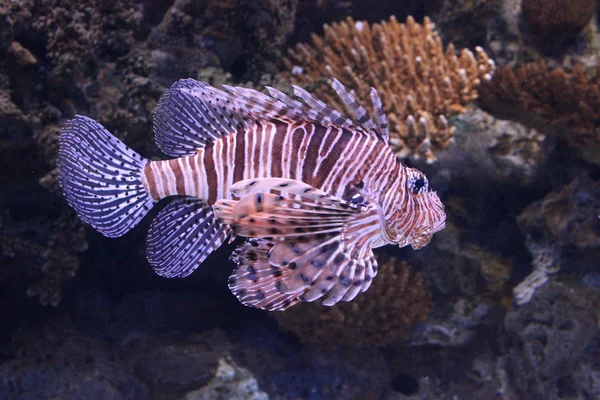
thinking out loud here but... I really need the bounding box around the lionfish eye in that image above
[348,192,365,205]
[410,176,427,194]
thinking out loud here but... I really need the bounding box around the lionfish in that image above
[58,78,446,311]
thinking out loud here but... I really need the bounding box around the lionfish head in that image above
[390,168,446,250]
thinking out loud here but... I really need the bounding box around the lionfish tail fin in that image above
[58,115,155,238]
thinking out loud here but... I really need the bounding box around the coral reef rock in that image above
[182,356,268,400]
[284,15,495,163]
[408,296,498,347]
[514,175,600,304]
[0,322,233,400]
[147,0,298,81]
[441,107,549,186]
[518,175,600,251]
[232,326,390,400]
[504,281,600,399]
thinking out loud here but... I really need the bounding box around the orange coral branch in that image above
[284,16,495,162]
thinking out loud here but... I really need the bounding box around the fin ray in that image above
[221,180,385,310]
[147,198,230,278]
[154,79,249,157]
[370,88,390,143]
[228,239,302,311]
[331,78,379,133]
[58,116,155,238]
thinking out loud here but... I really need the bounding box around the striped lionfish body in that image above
[58,79,445,311]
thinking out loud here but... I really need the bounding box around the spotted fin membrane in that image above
[57,115,156,238]
[146,198,231,278]
[214,178,380,311]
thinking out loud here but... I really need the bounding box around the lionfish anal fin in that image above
[146,198,230,278]
[214,178,381,311]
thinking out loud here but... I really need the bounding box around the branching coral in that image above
[284,16,495,163]
[478,62,600,157]
[273,257,431,347]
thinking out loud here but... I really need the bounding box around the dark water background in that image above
[1,1,599,399]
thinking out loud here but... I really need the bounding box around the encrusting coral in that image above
[513,176,600,305]
[521,0,595,39]
[273,257,431,347]
[284,15,495,163]
[26,210,88,306]
[517,176,600,251]
[478,61,600,161]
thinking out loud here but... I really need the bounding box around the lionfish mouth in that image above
[433,219,446,233]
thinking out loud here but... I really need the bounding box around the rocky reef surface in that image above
[1,1,599,399]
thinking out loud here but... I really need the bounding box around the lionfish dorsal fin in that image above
[331,78,389,144]
[265,86,343,128]
[146,198,230,278]
[221,85,305,123]
[369,87,390,143]
[153,79,251,157]
[223,84,355,130]
[291,85,355,128]
[214,178,381,310]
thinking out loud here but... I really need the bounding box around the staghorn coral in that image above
[478,61,600,162]
[273,257,431,347]
[284,15,495,163]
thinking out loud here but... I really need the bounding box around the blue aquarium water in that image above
[1,1,599,399]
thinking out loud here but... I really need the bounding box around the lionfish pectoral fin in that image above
[219,179,384,310]
[228,235,378,311]
[214,179,359,239]
[146,198,230,278]
[228,238,302,311]
[321,249,378,306]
